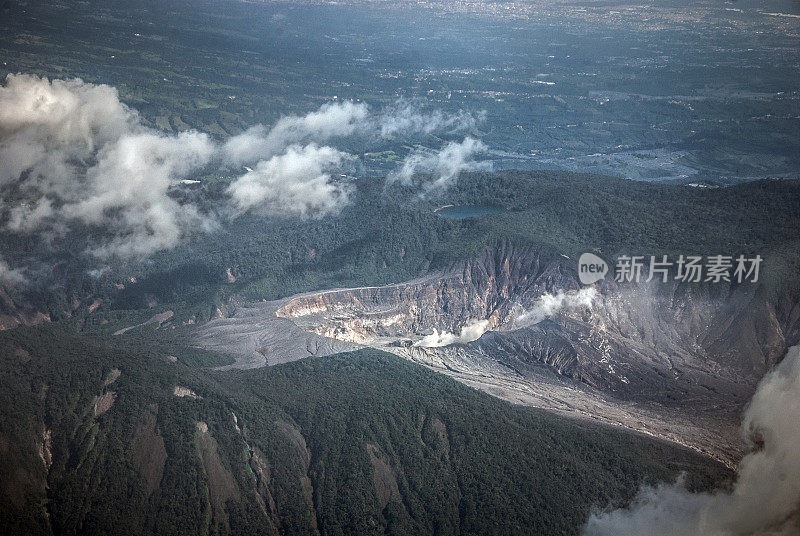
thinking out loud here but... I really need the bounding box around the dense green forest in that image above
[0,325,730,536]
[1,1,797,534]
[4,171,798,332]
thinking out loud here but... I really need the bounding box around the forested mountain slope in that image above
[3,172,799,333]
[0,326,729,536]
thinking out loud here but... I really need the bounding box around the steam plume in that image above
[414,319,491,347]
[583,345,800,536]
[516,287,597,326]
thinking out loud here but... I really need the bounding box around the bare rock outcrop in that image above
[195,245,800,465]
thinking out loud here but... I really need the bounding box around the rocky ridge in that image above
[196,245,800,465]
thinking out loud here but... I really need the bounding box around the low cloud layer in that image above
[223,98,483,166]
[388,137,491,192]
[378,101,484,138]
[0,256,26,285]
[1,74,489,259]
[227,144,351,217]
[516,287,597,326]
[0,74,134,187]
[0,74,214,258]
[223,101,369,166]
[583,345,800,536]
[414,318,491,348]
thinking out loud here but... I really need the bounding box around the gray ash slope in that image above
[196,244,800,465]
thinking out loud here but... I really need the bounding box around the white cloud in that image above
[0,256,26,285]
[0,74,214,258]
[0,73,134,188]
[69,131,215,257]
[516,287,597,326]
[226,143,351,217]
[388,137,491,192]
[414,318,491,348]
[223,101,369,165]
[224,102,488,217]
[6,198,54,233]
[224,100,485,165]
[583,345,800,536]
[1,74,492,257]
[378,101,484,138]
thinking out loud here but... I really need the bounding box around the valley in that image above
[0,326,731,535]
[1,0,798,532]
[197,244,800,466]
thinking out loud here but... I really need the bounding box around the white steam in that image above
[516,287,597,326]
[388,137,491,192]
[583,345,800,536]
[414,318,491,348]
